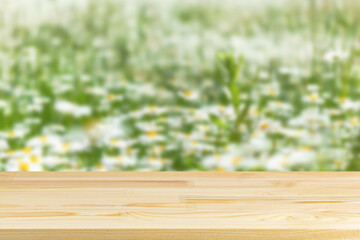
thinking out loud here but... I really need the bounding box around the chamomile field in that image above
[1,0,360,171]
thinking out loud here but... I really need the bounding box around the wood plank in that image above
[1,172,360,239]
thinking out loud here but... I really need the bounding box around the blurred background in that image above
[1,0,360,171]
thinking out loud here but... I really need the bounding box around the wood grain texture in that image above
[2,172,360,239]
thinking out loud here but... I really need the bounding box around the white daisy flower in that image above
[266,154,290,171]
[145,156,166,170]
[178,90,199,101]
[5,156,43,171]
[0,139,9,150]
[324,49,349,63]
[102,155,136,170]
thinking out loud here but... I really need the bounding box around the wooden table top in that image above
[1,172,360,239]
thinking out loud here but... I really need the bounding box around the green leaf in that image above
[209,114,229,129]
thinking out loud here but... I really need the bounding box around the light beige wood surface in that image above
[1,172,360,239]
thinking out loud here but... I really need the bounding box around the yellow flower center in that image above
[299,146,312,151]
[215,167,226,172]
[107,94,116,100]
[19,162,30,171]
[194,113,201,119]
[232,157,242,165]
[183,133,190,139]
[146,131,158,138]
[252,109,259,116]
[40,136,48,143]
[7,150,15,156]
[200,125,209,131]
[23,147,33,154]
[268,89,276,96]
[307,94,318,102]
[183,91,193,97]
[333,161,342,168]
[191,141,198,146]
[126,147,133,154]
[116,157,124,163]
[338,97,346,103]
[30,156,40,163]
[62,142,71,151]
[259,122,270,130]
[149,106,157,111]
[8,131,16,138]
[110,139,119,145]
[351,117,359,127]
